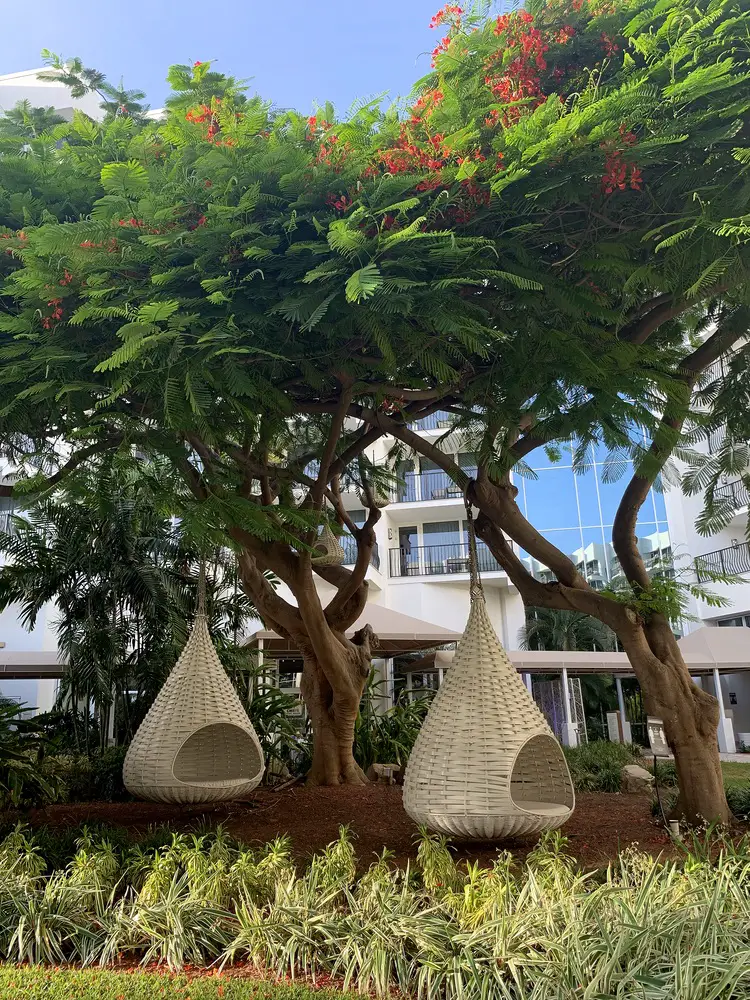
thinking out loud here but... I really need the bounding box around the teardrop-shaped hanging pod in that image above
[311,521,346,566]
[123,577,264,804]
[356,484,390,509]
[403,495,574,840]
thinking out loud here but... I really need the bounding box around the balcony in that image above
[695,541,750,582]
[715,478,750,510]
[407,411,453,432]
[392,469,474,504]
[389,542,502,578]
[341,535,381,571]
[0,512,14,535]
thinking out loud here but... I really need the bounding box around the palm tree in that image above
[0,477,259,751]
[0,101,66,140]
[518,607,617,652]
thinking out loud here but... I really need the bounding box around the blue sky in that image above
[1,0,452,114]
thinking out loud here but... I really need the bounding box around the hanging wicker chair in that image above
[403,495,574,840]
[356,484,390,509]
[123,576,265,804]
[311,521,346,566]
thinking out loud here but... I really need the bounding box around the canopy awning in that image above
[0,649,65,680]
[406,626,750,676]
[245,604,462,656]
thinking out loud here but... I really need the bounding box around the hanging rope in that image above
[197,557,207,618]
[463,481,485,605]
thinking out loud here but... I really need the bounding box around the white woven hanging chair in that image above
[356,484,390,509]
[403,496,574,840]
[123,572,265,804]
[311,521,346,567]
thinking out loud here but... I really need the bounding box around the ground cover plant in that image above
[0,823,749,997]
[0,966,352,1000]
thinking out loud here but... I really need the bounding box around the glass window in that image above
[574,472,601,527]
[594,464,633,525]
[348,508,367,526]
[524,467,580,531]
[422,520,460,546]
[650,486,667,522]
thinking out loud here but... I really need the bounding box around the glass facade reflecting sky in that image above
[516,442,670,587]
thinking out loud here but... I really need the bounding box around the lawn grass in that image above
[0,966,351,999]
[721,760,750,787]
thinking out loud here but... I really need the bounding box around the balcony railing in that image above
[341,536,380,571]
[389,542,502,578]
[695,541,750,582]
[715,478,750,509]
[392,468,476,503]
[407,411,453,432]
[0,512,14,536]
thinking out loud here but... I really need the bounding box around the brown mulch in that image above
[15,786,679,869]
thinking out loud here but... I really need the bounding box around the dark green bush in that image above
[725,784,750,819]
[563,740,641,792]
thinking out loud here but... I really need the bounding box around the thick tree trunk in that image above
[621,616,729,824]
[470,505,730,825]
[300,651,368,785]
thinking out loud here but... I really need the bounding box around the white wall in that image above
[0,68,101,119]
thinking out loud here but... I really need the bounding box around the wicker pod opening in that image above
[123,613,265,804]
[509,733,574,815]
[173,723,264,785]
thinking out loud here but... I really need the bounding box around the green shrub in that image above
[563,740,641,792]
[726,784,750,820]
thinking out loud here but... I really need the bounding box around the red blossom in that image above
[600,32,620,56]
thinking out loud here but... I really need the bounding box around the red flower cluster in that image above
[379,124,450,175]
[600,32,620,56]
[186,104,212,125]
[326,192,351,211]
[118,217,143,228]
[410,88,444,124]
[600,125,642,194]
[555,24,576,44]
[42,298,64,330]
[429,4,463,67]
[79,238,119,252]
[429,4,463,29]
[59,269,73,286]
[316,133,352,170]
[485,11,551,126]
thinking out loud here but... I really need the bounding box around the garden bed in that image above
[17,785,677,868]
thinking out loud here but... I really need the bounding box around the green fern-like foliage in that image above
[0,0,748,557]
